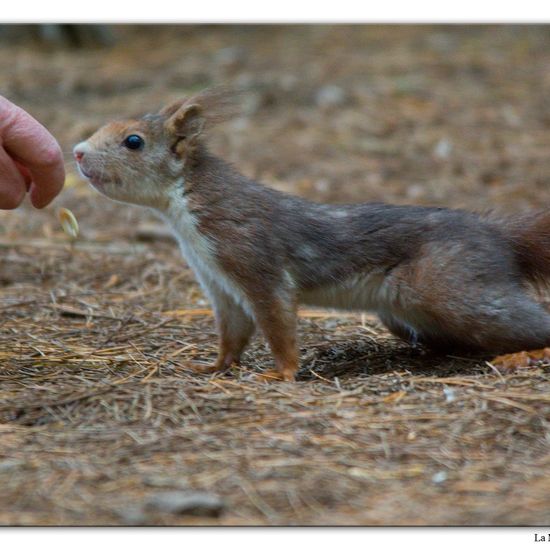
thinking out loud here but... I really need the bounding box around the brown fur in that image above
[494,210,550,286]
[74,89,550,380]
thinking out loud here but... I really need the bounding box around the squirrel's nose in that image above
[73,142,90,163]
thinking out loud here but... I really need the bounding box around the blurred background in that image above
[4,25,550,211]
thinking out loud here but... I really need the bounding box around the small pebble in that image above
[432,471,448,484]
[145,491,224,517]
[315,85,347,108]
[443,387,456,403]
[433,138,452,159]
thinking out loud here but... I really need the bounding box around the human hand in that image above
[0,96,65,209]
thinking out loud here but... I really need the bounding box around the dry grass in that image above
[1,25,550,525]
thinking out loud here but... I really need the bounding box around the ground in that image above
[1,25,550,525]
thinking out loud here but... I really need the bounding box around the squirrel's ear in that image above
[164,103,205,140]
[158,99,185,117]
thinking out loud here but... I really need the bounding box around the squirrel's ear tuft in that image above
[164,103,205,140]
[161,87,237,139]
[158,99,187,118]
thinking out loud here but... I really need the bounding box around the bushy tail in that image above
[497,210,550,285]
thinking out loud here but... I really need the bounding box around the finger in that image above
[14,160,32,191]
[28,160,65,208]
[0,146,27,209]
[0,97,65,208]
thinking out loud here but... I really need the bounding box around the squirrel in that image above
[73,89,550,381]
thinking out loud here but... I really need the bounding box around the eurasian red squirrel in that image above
[73,89,550,380]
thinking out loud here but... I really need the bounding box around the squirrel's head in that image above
[74,89,230,209]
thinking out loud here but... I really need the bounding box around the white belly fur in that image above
[299,272,432,340]
[299,270,396,316]
[158,187,253,316]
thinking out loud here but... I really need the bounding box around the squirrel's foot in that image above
[185,355,239,375]
[490,348,550,371]
[255,368,296,383]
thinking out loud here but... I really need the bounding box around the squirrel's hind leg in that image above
[382,250,550,354]
[407,293,550,354]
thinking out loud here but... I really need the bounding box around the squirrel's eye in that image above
[123,134,144,150]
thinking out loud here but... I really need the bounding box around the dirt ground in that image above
[1,24,550,525]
